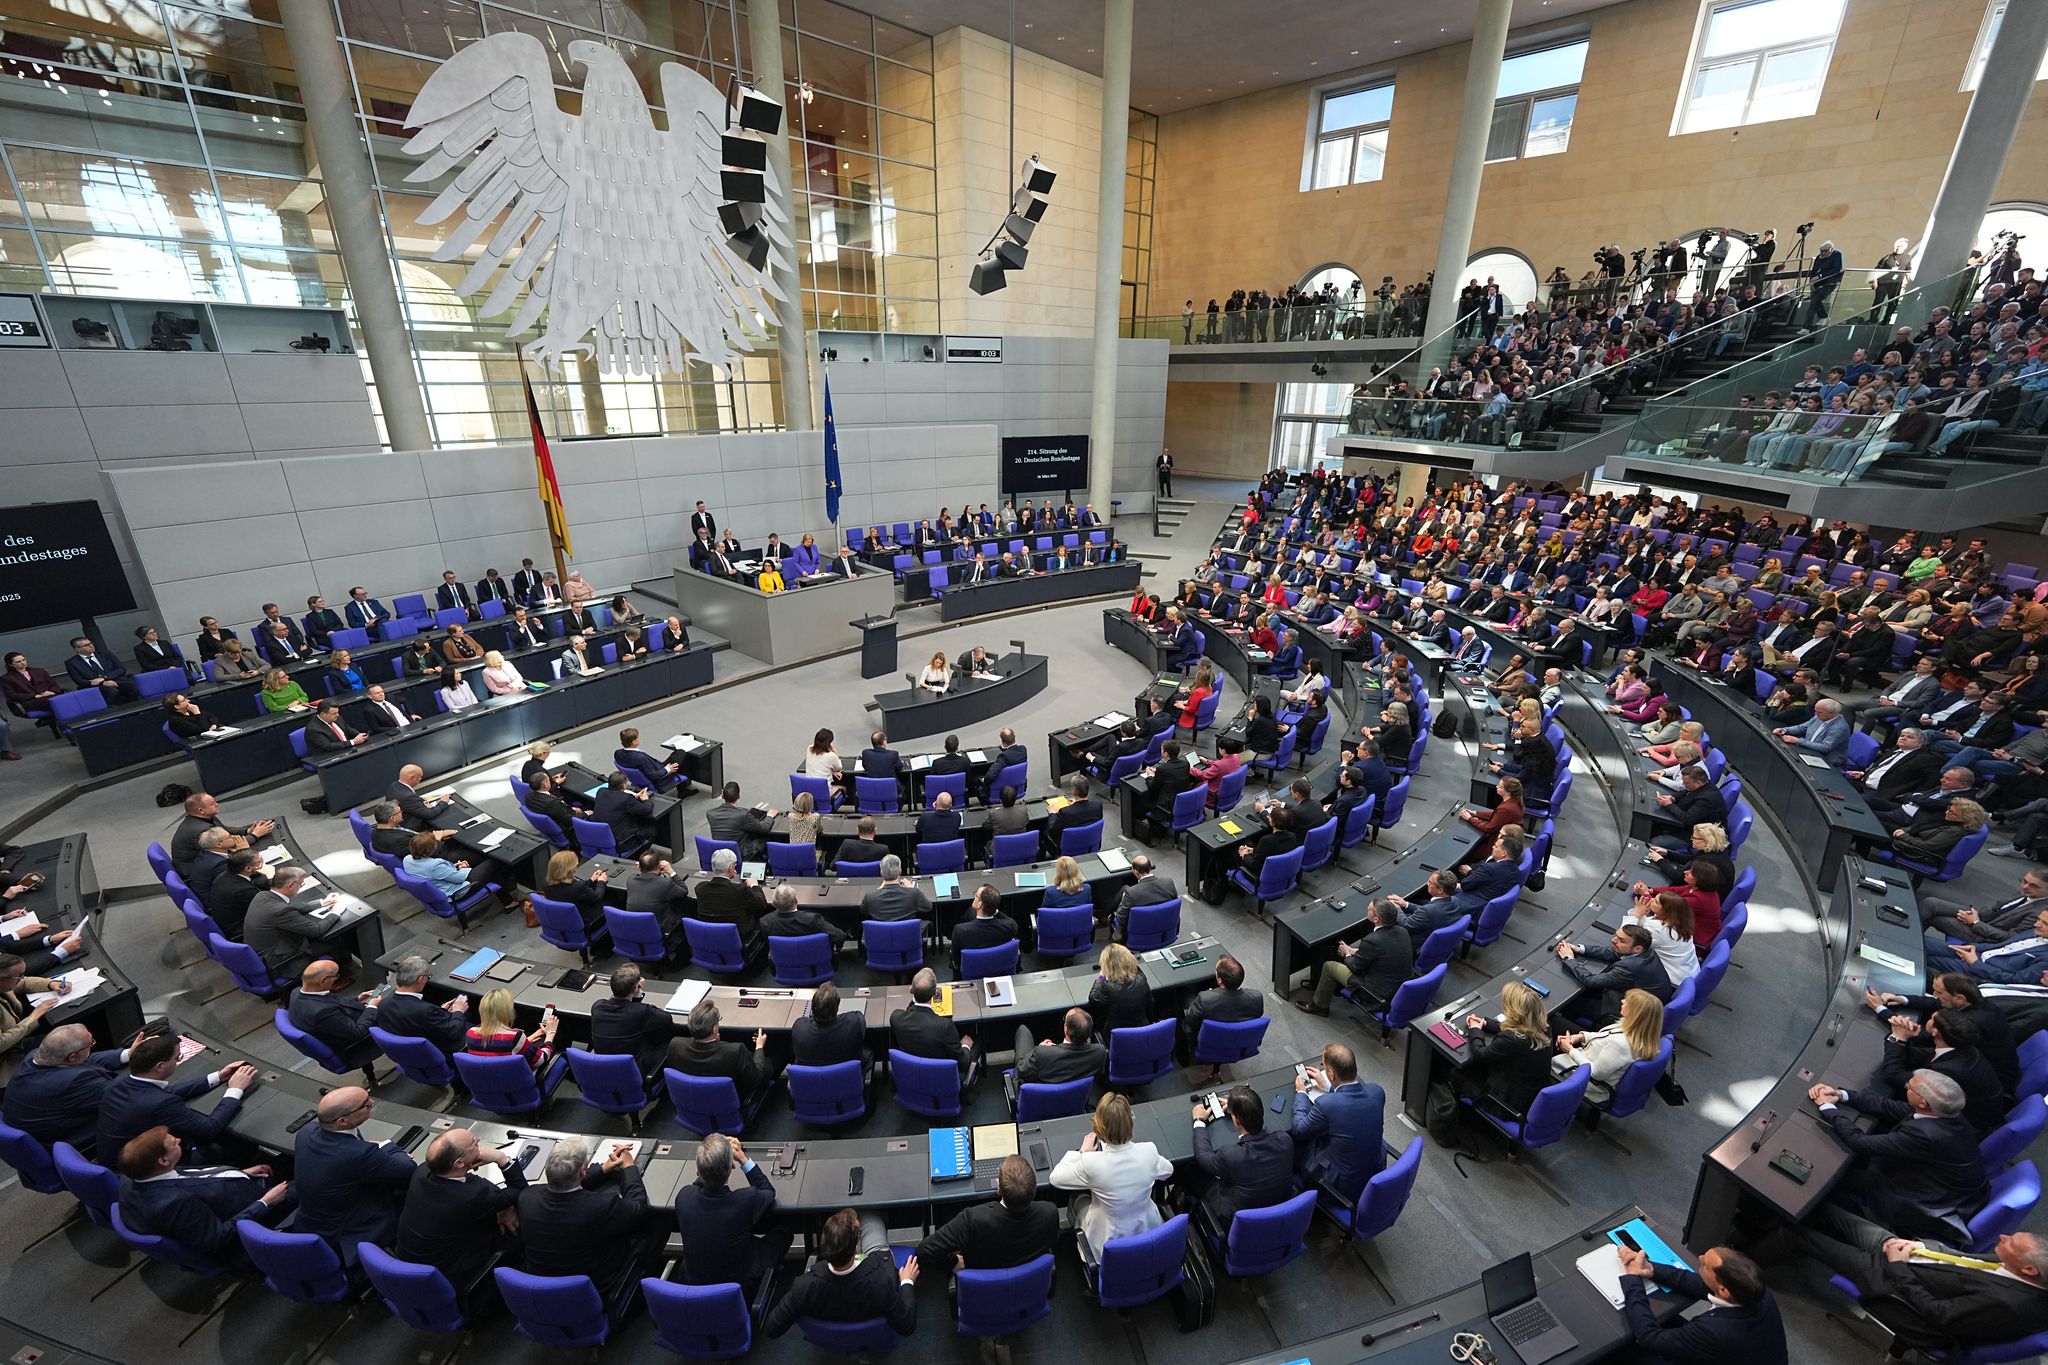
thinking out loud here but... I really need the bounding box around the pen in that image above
[1361,1311,1440,1346]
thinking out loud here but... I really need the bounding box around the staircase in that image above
[1859,428,2048,490]
[1153,496,1198,537]
[1522,311,1812,452]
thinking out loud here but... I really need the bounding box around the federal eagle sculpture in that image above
[402,32,792,377]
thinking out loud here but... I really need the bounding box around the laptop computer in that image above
[1482,1253,1579,1365]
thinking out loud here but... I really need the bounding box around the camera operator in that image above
[1545,265,1572,311]
[1698,229,1733,296]
[1374,276,1396,335]
[1597,245,1627,305]
[1987,231,2024,296]
[1745,228,1777,293]
[1652,240,1688,300]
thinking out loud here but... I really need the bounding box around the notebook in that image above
[929,1126,973,1181]
[931,873,960,899]
[983,976,1015,1008]
[1098,848,1131,872]
[1013,872,1047,889]
[931,983,955,1017]
[449,947,504,981]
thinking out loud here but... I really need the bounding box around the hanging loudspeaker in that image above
[969,260,1008,295]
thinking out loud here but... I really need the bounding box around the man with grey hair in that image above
[2,1022,129,1149]
[367,800,418,858]
[1848,726,1945,805]
[1777,695,1850,766]
[859,856,930,922]
[366,953,469,1054]
[1808,1068,1989,1242]
[244,866,352,980]
[396,1127,525,1300]
[187,826,237,900]
[666,1001,776,1112]
[514,1133,654,1299]
[692,847,766,943]
[760,880,848,948]
[673,1132,792,1297]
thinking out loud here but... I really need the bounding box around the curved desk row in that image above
[297,646,715,809]
[5,836,143,1046]
[1101,609,1174,676]
[937,562,1143,621]
[875,652,1049,742]
[60,604,609,777]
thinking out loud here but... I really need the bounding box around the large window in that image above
[1674,0,1845,135]
[1486,40,1588,162]
[1305,81,1394,191]
[1964,2,2048,91]
[1464,250,1540,313]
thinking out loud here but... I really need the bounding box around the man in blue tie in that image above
[1289,1042,1385,1205]
[343,586,392,632]
[1775,697,1850,766]
[65,637,138,702]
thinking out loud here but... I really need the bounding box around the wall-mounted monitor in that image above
[0,501,137,633]
[999,434,1088,496]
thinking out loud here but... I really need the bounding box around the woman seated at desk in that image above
[463,986,557,1075]
[210,637,262,680]
[1555,988,1665,1100]
[162,694,223,739]
[324,649,366,694]
[259,668,310,714]
[1042,856,1093,909]
[919,651,952,693]
[480,650,526,696]
[803,729,845,790]
[1457,981,1554,1116]
[1087,944,1151,1034]
[607,594,642,624]
[436,666,479,713]
[757,557,786,593]
[542,850,608,929]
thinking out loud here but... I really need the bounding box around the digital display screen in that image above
[1000,434,1088,495]
[0,500,137,632]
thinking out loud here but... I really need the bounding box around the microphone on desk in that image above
[1749,1109,1778,1152]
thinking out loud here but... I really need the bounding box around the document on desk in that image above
[665,979,712,1015]
[203,726,237,737]
[29,966,106,1006]
[259,844,290,867]
[1098,848,1131,872]
[1094,713,1130,728]
[968,750,988,763]
[912,755,934,771]
[983,976,1015,1008]
[1797,753,1831,769]
[1576,1217,1686,1306]
[461,813,492,827]
[665,734,705,751]
[1858,942,1915,975]
[476,827,516,851]
[0,918,46,940]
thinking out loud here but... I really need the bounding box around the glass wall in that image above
[0,0,937,444]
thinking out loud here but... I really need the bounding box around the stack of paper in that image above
[0,918,46,941]
[983,976,1015,1008]
[259,844,290,866]
[477,827,516,851]
[29,966,106,1006]
[665,979,712,1016]
[665,734,703,751]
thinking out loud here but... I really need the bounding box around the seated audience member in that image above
[793,982,870,1070]
[286,959,378,1068]
[3,1024,130,1151]
[761,880,848,949]
[293,1085,414,1258]
[1555,988,1667,1101]
[1618,1244,1787,1363]
[693,849,767,941]
[1189,1084,1296,1227]
[1290,1042,1385,1204]
[205,850,270,940]
[916,1154,1059,1286]
[301,699,365,753]
[892,968,980,1085]
[435,665,478,713]
[114,1125,291,1258]
[66,637,138,702]
[593,771,660,852]
[1454,982,1556,1118]
[259,667,310,714]
[615,727,685,794]
[1013,1006,1106,1090]
[1180,955,1264,1047]
[524,772,581,850]
[763,1206,920,1339]
[667,1000,778,1111]
[366,953,470,1056]
[95,1031,255,1158]
[322,648,365,694]
[1087,943,1152,1033]
[396,1128,525,1305]
[162,694,222,742]
[1806,1069,1989,1242]
[858,856,929,920]
[1049,1093,1173,1266]
[1555,923,1675,1022]
[463,986,558,1075]
[357,683,418,732]
[515,1136,658,1293]
[673,1133,793,1298]
[244,864,352,980]
[587,963,675,1080]
[479,649,526,695]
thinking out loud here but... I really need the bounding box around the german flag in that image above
[521,365,573,560]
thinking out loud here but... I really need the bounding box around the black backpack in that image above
[154,783,191,808]
[1432,710,1460,740]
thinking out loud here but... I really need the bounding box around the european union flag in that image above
[822,374,842,529]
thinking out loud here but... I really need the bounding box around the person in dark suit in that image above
[1849,729,1947,802]
[1457,982,1556,1116]
[979,728,1030,802]
[623,851,694,933]
[388,765,454,833]
[916,1154,1058,1281]
[256,619,308,666]
[892,969,980,1085]
[1557,924,1675,1022]
[673,1133,793,1297]
[1181,955,1265,1049]
[321,648,367,695]
[396,1128,525,1306]
[666,1001,778,1111]
[858,857,930,921]
[916,791,963,849]
[523,771,580,849]
[510,559,543,605]
[1869,972,2021,1096]
[587,963,677,1080]
[1390,869,1464,937]
[183,827,235,902]
[1779,1211,2048,1358]
[691,501,718,542]
[65,637,138,702]
[356,684,419,733]
[614,728,684,795]
[501,607,549,652]
[365,954,470,1055]
[1875,1007,2005,1137]
[1233,805,1299,883]
[761,882,849,949]
[1619,1245,1787,1365]
[2,1024,132,1151]
[1300,898,1412,1015]
[1647,766,1728,855]
[1189,1085,1296,1227]
[286,961,379,1073]
[1451,835,1527,915]
[792,982,869,1071]
[1013,1006,1105,1091]
[764,1207,920,1340]
[1110,856,1178,939]
[434,570,477,620]
[1085,722,1148,787]
[1809,1069,1991,1242]
[293,1085,416,1258]
[516,1137,656,1297]
[1290,1043,1385,1204]
[951,884,1017,957]
[205,850,269,940]
[1042,774,1104,858]
[299,597,345,650]
[693,850,767,941]
[704,782,774,859]
[131,626,185,676]
[859,732,902,784]
[365,802,421,860]
[475,569,516,608]
[342,587,391,632]
[1142,740,1200,840]
[833,816,891,871]
[114,1126,292,1258]
[96,1031,256,1158]
[1139,696,1177,738]
[301,700,365,754]
[593,772,661,853]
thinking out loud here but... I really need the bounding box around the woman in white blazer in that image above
[1049,1093,1173,1264]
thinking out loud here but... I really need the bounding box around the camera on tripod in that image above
[146,311,200,352]
[290,334,331,352]
[1796,221,1815,236]
[1373,276,1395,301]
